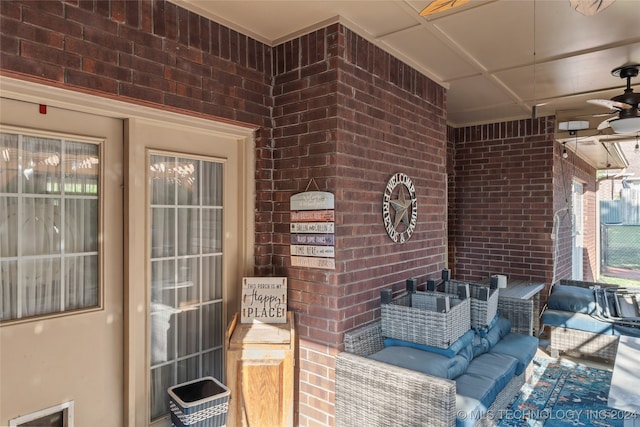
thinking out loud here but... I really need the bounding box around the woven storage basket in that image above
[168,376,230,427]
[444,280,499,328]
[380,291,471,348]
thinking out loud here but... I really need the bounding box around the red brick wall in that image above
[0,0,272,125]
[271,25,448,425]
[451,119,556,287]
[271,24,447,347]
[450,119,598,302]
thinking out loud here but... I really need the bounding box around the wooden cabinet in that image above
[226,311,295,427]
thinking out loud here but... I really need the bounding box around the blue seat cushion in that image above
[455,372,498,413]
[465,352,518,392]
[455,352,518,427]
[489,333,538,375]
[384,329,475,358]
[614,324,640,337]
[368,345,470,379]
[455,395,485,427]
[541,309,614,335]
[547,284,597,315]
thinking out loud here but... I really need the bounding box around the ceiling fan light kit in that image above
[608,117,640,134]
[588,64,640,134]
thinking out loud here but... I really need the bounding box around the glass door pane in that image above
[148,154,224,421]
[0,132,100,322]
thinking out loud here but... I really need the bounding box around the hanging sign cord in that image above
[304,178,320,192]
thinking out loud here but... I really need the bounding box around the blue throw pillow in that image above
[547,284,597,314]
[384,329,475,358]
[473,314,499,337]
[472,317,511,356]
[472,333,490,358]
[481,317,510,349]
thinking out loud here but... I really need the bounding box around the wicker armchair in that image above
[335,296,535,427]
[543,279,621,361]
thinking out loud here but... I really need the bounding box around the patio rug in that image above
[497,357,632,427]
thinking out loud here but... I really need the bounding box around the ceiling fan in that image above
[587,64,640,134]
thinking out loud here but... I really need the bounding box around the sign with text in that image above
[290,244,335,257]
[290,222,335,233]
[291,256,336,270]
[290,233,334,245]
[290,190,336,270]
[241,277,287,324]
[290,191,334,211]
[290,209,335,222]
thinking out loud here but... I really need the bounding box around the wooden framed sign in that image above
[241,277,287,324]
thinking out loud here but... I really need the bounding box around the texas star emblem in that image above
[382,173,418,243]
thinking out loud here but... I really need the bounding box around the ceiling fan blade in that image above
[569,0,616,16]
[419,0,470,16]
[597,117,614,130]
[587,99,633,110]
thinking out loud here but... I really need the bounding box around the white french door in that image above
[0,96,124,427]
[572,181,584,280]
[125,117,249,426]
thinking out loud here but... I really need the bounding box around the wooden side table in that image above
[226,311,295,427]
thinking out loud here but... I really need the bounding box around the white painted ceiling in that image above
[172,0,640,170]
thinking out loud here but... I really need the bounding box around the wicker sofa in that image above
[541,279,640,361]
[335,296,537,427]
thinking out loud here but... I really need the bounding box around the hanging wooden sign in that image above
[290,222,335,233]
[291,256,336,270]
[290,188,336,270]
[290,191,334,211]
[290,234,334,245]
[290,245,335,257]
[290,210,335,222]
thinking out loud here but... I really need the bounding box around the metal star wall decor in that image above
[390,186,411,229]
[382,173,418,243]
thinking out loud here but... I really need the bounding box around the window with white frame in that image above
[0,131,101,322]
